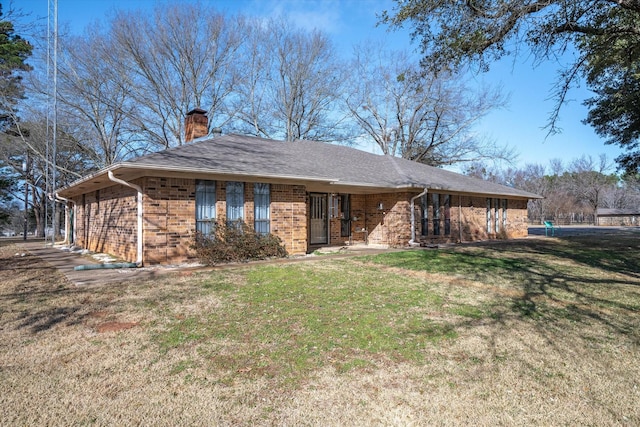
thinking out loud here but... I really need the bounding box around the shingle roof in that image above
[60,133,541,199]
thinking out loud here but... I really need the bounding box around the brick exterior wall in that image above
[71,177,529,264]
[452,196,528,242]
[143,177,196,264]
[72,181,140,262]
[270,184,308,255]
[72,179,308,265]
[322,192,529,248]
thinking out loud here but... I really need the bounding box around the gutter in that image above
[409,188,428,246]
[108,171,143,266]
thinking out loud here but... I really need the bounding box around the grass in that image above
[153,262,457,382]
[1,231,639,425]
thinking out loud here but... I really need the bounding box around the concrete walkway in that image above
[17,241,394,287]
[20,241,173,286]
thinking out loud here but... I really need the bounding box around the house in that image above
[56,109,541,265]
[596,208,640,226]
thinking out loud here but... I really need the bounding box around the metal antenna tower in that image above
[47,0,58,245]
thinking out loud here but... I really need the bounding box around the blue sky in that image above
[14,0,624,171]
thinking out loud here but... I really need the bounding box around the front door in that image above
[309,193,328,245]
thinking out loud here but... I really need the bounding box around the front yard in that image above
[1,232,639,425]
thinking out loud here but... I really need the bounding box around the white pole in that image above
[51,0,58,245]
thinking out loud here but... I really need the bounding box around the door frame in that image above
[308,192,328,245]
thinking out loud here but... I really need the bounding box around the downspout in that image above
[54,193,74,245]
[108,171,143,266]
[48,192,72,245]
[409,188,428,246]
[458,194,463,243]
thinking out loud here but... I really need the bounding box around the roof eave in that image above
[57,163,543,201]
[56,163,341,198]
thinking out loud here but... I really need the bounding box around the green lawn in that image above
[152,235,640,385]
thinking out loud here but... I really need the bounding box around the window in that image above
[494,198,500,233]
[196,180,216,235]
[422,193,451,236]
[432,193,441,236]
[443,194,451,235]
[254,183,270,234]
[421,194,428,236]
[486,198,492,233]
[226,181,244,226]
[329,194,339,219]
[502,199,508,230]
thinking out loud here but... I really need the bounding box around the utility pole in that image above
[47,0,58,245]
[51,0,58,245]
[22,154,28,240]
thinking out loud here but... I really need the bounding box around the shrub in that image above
[192,220,288,265]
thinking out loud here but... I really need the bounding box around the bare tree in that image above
[233,17,347,142]
[495,154,639,224]
[230,20,270,138]
[110,3,243,147]
[567,155,617,222]
[0,110,86,236]
[345,44,512,167]
[35,30,143,167]
[601,182,629,210]
[548,158,565,176]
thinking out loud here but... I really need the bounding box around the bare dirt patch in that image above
[96,321,139,333]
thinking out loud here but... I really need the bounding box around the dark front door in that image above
[309,193,328,245]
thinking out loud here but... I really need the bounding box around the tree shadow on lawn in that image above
[470,241,640,334]
[1,248,201,335]
[399,237,640,417]
[522,231,640,280]
[492,236,640,335]
[367,233,640,346]
[0,250,113,334]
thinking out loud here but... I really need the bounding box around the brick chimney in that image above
[184,108,208,143]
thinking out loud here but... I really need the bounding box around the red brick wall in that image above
[71,182,139,262]
[317,192,529,248]
[71,177,529,264]
[363,193,410,246]
[144,180,308,264]
[345,192,529,247]
[270,184,307,255]
[416,194,529,244]
[215,181,308,255]
[72,179,308,265]
[143,177,197,264]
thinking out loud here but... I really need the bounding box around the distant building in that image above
[596,208,640,226]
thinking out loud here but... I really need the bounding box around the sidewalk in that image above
[20,241,172,286]
[18,241,395,286]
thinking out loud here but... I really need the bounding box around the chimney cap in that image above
[186,108,207,116]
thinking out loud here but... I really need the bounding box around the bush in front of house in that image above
[193,220,288,265]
